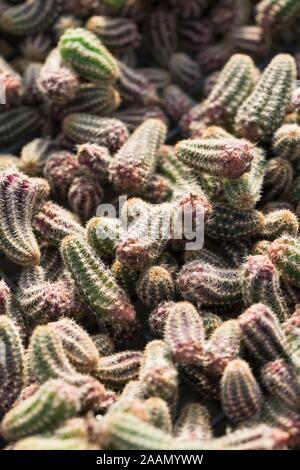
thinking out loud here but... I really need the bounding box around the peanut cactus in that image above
[61,234,136,326]
[139,340,178,402]
[59,27,119,82]
[235,54,296,142]
[221,359,262,424]
[109,118,167,192]
[242,255,289,322]
[1,379,80,441]
[95,351,142,390]
[0,170,49,266]
[164,302,205,365]
[0,0,62,35]
[0,315,25,413]
[239,303,288,364]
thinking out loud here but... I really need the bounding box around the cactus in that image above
[109,118,167,192]
[137,265,175,308]
[262,359,300,410]
[223,147,265,210]
[86,216,121,262]
[63,113,128,153]
[51,318,100,374]
[174,403,212,442]
[91,334,114,358]
[268,236,300,287]
[164,302,205,365]
[273,124,300,161]
[19,138,52,177]
[33,201,85,245]
[62,83,120,117]
[169,52,201,89]
[77,143,112,180]
[11,435,98,450]
[263,157,293,202]
[61,234,136,326]
[67,176,104,222]
[162,84,195,122]
[17,268,77,323]
[178,19,212,53]
[228,25,270,56]
[139,340,178,402]
[182,363,220,400]
[0,55,23,105]
[28,323,86,384]
[256,0,300,31]
[86,15,140,53]
[242,255,289,322]
[1,379,80,441]
[0,106,41,146]
[113,106,168,132]
[0,0,62,35]
[208,424,288,450]
[0,170,49,266]
[235,54,296,142]
[0,315,25,413]
[284,324,300,372]
[148,301,176,338]
[95,351,142,390]
[176,137,255,180]
[202,312,223,339]
[101,411,174,450]
[262,399,300,448]
[204,320,241,376]
[221,359,262,424]
[260,210,299,239]
[116,60,158,106]
[203,54,257,127]
[178,261,243,307]
[116,202,172,270]
[148,8,177,68]
[59,27,119,82]
[37,48,79,104]
[20,33,52,62]
[239,303,288,364]
[43,150,80,199]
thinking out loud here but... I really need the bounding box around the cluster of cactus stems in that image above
[2,0,300,453]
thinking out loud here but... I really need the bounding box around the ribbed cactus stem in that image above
[38,48,79,104]
[178,261,243,307]
[262,359,300,410]
[0,0,62,35]
[59,27,119,82]
[86,216,121,262]
[51,318,100,374]
[175,137,255,179]
[63,113,128,153]
[139,340,178,402]
[204,320,241,376]
[0,315,25,413]
[203,54,257,127]
[0,170,49,266]
[242,255,289,322]
[109,118,167,192]
[239,303,288,364]
[221,359,262,424]
[174,403,212,442]
[33,201,85,245]
[235,54,296,142]
[61,234,136,326]
[1,379,80,441]
[95,351,142,390]
[268,236,300,287]
[164,302,205,365]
